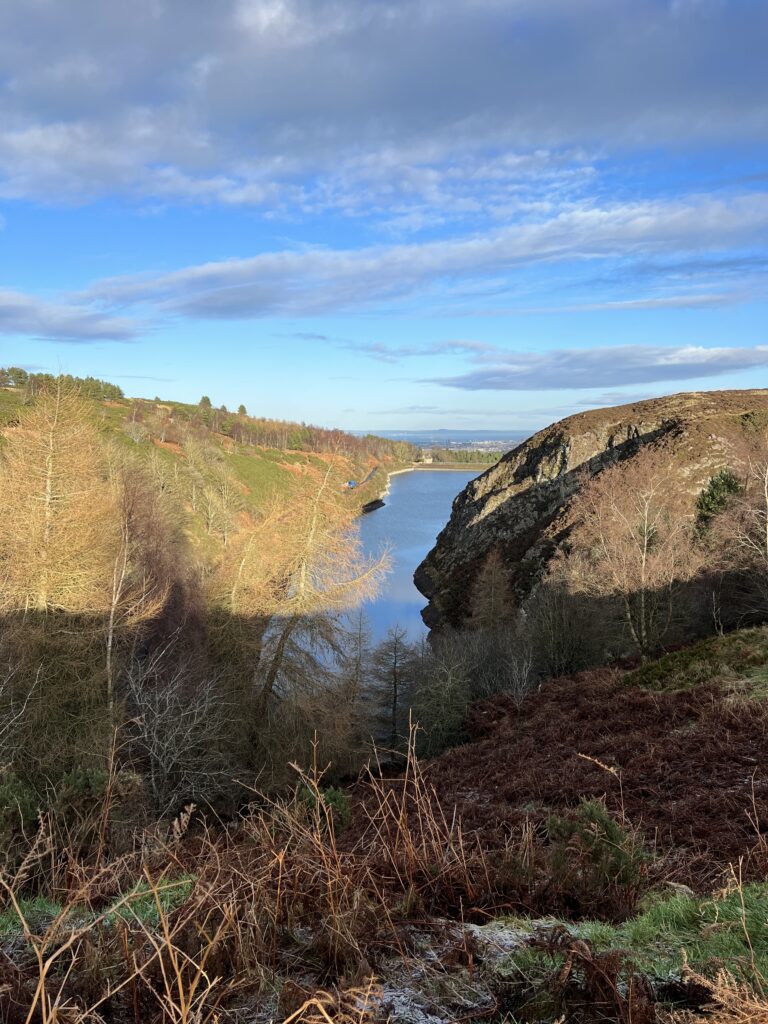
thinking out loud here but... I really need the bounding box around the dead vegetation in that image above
[422,660,768,895]
[2,687,768,1022]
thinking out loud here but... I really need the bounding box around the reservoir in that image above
[358,468,478,642]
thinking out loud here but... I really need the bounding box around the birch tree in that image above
[710,446,768,618]
[209,460,388,711]
[567,449,702,660]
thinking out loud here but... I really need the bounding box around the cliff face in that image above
[414,389,768,629]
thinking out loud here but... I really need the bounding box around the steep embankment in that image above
[415,388,768,629]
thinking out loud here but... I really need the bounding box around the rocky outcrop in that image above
[415,389,768,629]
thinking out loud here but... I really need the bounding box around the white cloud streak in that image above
[427,345,768,391]
[0,288,142,342]
[80,192,768,317]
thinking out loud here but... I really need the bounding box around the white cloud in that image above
[427,344,768,391]
[0,0,765,207]
[82,192,768,317]
[0,288,142,341]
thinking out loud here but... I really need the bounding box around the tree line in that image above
[1,366,125,401]
[124,396,419,462]
[425,447,502,464]
[1,369,419,462]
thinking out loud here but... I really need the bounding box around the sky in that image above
[0,0,766,432]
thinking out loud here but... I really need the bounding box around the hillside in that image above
[411,625,768,894]
[415,388,768,629]
[0,377,413,528]
[4,378,768,1023]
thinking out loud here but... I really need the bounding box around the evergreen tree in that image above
[696,468,742,531]
[469,546,514,630]
[371,625,413,750]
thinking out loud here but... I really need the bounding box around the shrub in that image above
[322,787,352,831]
[295,784,352,832]
[0,770,38,845]
[546,799,650,917]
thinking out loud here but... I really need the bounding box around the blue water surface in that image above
[357,469,477,642]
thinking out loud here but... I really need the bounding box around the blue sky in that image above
[1,0,766,431]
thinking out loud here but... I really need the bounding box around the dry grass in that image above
[0,728,469,1022]
[2,725,762,1023]
[664,970,768,1024]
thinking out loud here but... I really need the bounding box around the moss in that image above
[625,627,768,694]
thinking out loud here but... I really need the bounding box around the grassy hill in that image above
[0,380,412,526]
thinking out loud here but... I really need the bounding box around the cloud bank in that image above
[0,0,765,214]
[0,289,141,342]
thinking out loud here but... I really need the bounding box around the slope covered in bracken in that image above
[420,628,768,893]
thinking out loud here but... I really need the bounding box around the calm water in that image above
[358,469,477,642]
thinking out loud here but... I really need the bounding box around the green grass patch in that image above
[0,876,194,938]
[497,882,768,992]
[0,896,63,936]
[106,874,195,927]
[487,883,768,1023]
[625,627,768,694]
[591,882,768,984]
[228,450,295,498]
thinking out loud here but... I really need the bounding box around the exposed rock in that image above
[415,389,768,630]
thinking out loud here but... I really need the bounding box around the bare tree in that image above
[710,447,768,619]
[124,651,235,815]
[0,668,38,769]
[525,576,599,678]
[209,459,388,713]
[371,625,413,750]
[566,448,703,660]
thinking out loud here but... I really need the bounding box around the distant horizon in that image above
[352,428,534,438]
